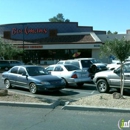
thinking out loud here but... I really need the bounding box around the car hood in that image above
[94,63,107,67]
[31,75,61,81]
[95,70,113,76]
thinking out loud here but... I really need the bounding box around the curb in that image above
[0,99,60,108]
[1,90,130,112]
[0,90,60,109]
[62,102,130,113]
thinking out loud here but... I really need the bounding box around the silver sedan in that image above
[45,64,91,87]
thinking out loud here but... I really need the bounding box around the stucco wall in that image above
[92,49,109,63]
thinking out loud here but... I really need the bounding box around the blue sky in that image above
[0,0,129,33]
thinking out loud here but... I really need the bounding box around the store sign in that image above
[17,45,43,49]
[12,27,47,35]
[94,44,100,47]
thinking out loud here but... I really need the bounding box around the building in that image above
[0,22,129,64]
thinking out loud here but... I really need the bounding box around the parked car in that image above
[93,62,130,93]
[57,58,108,78]
[45,64,91,87]
[0,60,24,71]
[1,65,66,94]
[107,63,120,70]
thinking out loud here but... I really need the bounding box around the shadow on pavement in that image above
[67,84,96,91]
[11,87,79,97]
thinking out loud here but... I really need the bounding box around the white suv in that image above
[57,58,107,74]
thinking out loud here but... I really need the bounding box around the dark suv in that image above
[0,60,24,71]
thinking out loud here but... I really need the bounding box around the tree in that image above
[107,30,118,34]
[49,13,70,22]
[0,38,23,59]
[100,37,130,98]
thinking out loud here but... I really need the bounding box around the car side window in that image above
[10,67,19,74]
[124,64,130,73]
[0,61,10,65]
[54,66,63,71]
[81,60,91,68]
[18,67,26,75]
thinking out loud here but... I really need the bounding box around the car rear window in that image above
[64,65,80,71]
[57,61,64,64]
[70,61,80,68]
[46,66,54,71]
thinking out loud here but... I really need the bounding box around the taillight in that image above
[71,74,77,78]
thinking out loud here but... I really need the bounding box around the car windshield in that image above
[90,59,102,63]
[26,66,49,76]
[64,65,80,71]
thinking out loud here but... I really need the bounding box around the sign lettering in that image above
[12,27,47,35]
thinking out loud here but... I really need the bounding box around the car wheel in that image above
[4,79,12,89]
[29,83,38,94]
[91,65,97,73]
[62,78,69,87]
[77,83,84,87]
[96,79,109,93]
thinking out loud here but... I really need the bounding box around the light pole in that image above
[22,24,24,51]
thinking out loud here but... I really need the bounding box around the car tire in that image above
[29,83,38,94]
[77,83,84,87]
[4,79,12,89]
[62,78,69,87]
[96,79,109,93]
[90,65,97,74]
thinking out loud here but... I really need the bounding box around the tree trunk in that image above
[120,63,124,97]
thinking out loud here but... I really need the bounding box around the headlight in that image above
[40,82,50,85]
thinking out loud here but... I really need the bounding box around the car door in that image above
[109,68,121,86]
[16,67,28,88]
[8,67,19,86]
[124,63,130,87]
[51,66,63,77]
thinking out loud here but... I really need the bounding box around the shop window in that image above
[3,31,11,39]
[49,29,57,37]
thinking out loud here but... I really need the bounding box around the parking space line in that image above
[90,90,96,94]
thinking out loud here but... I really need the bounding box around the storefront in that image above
[0,22,106,64]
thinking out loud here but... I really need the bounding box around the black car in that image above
[2,65,66,94]
[0,60,24,71]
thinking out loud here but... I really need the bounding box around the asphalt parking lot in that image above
[1,72,130,102]
[0,73,98,102]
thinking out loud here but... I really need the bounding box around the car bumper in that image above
[66,77,92,84]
